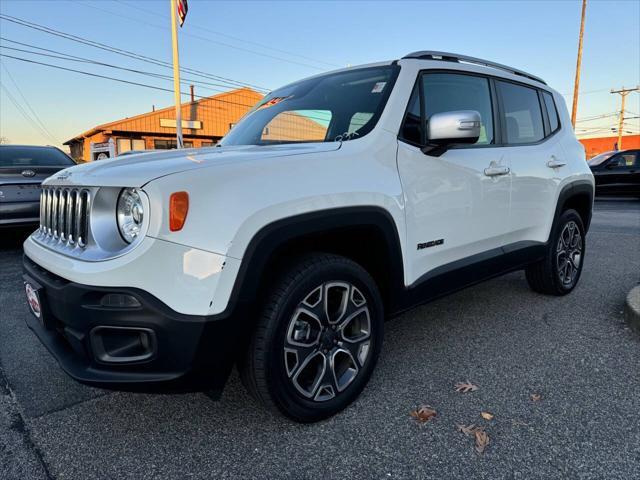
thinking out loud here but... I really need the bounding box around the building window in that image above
[117,138,145,154]
[70,143,84,160]
[201,141,215,147]
[154,139,193,149]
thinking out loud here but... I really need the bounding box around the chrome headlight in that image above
[116,188,144,243]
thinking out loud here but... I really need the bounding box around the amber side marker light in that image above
[169,191,189,231]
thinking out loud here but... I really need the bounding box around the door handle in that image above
[547,159,566,168]
[484,165,510,177]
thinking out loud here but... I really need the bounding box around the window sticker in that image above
[371,82,386,94]
[258,96,293,109]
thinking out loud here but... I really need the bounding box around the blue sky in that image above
[1,0,638,148]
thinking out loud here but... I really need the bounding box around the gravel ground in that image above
[1,198,639,479]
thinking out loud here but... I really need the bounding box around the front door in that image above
[596,150,639,195]
[396,71,511,285]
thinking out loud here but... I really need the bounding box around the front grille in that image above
[39,186,91,248]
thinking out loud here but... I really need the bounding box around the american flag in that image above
[176,0,188,27]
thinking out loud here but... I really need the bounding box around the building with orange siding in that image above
[579,134,640,159]
[63,87,327,162]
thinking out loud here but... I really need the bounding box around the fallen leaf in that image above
[480,412,494,420]
[530,393,542,402]
[455,381,479,393]
[474,428,490,455]
[456,424,478,437]
[410,405,437,424]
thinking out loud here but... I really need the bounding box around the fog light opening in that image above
[90,326,156,364]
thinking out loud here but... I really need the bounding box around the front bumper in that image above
[22,255,243,394]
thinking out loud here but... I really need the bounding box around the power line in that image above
[561,88,610,97]
[611,85,640,149]
[0,60,58,143]
[575,112,619,123]
[0,80,57,143]
[0,39,252,93]
[112,0,341,69]
[72,0,336,71]
[0,13,271,92]
[0,53,331,126]
[0,53,244,103]
[117,0,340,68]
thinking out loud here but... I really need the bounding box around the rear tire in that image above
[239,253,384,422]
[525,209,585,295]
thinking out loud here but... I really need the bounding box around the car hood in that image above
[43,143,341,188]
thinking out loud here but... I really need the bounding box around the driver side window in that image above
[422,73,494,145]
[399,72,494,146]
[607,152,637,169]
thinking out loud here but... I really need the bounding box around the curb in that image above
[624,285,640,334]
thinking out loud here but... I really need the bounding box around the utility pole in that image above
[571,0,587,128]
[170,0,183,148]
[610,86,639,150]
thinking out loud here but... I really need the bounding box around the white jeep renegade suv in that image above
[23,51,594,422]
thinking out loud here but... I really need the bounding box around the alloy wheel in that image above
[556,220,582,286]
[283,281,372,402]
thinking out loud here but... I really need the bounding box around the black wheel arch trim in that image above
[223,206,406,317]
[552,180,594,235]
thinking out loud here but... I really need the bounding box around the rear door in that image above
[396,71,511,284]
[497,82,563,245]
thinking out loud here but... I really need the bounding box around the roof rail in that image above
[402,51,546,85]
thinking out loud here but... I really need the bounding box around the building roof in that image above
[64,87,263,145]
[579,134,640,158]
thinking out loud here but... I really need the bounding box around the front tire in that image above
[240,253,384,422]
[525,209,585,295]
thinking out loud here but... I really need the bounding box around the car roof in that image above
[0,144,61,149]
[401,51,546,85]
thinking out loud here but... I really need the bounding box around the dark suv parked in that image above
[589,149,640,197]
[0,145,75,228]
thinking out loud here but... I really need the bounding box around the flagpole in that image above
[170,0,183,148]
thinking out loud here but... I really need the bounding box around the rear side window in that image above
[542,91,560,133]
[0,146,75,167]
[497,81,544,144]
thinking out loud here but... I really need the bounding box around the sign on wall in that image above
[90,138,116,161]
[160,119,202,129]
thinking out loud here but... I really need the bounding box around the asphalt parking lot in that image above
[1,198,639,480]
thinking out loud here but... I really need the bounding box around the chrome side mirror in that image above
[422,110,481,156]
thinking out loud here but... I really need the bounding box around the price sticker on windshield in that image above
[371,82,387,93]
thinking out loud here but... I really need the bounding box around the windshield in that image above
[0,146,75,167]
[220,65,399,147]
[588,151,615,166]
